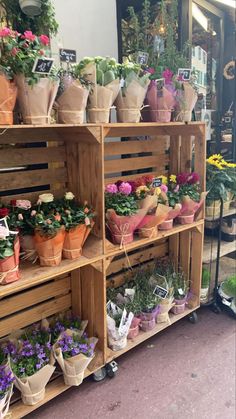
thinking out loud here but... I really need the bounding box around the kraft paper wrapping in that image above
[158,203,182,221]
[106,208,147,245]
[115,79,150,123]
[15,75,59,124]
[56,80,89,124]
[14,363,55,405]
[156,298,174,324]
[63,223,93,260]
[0,237,20,285]
[138,205,169,238]
[175,83,198,122]
[20,234,37,263]
[180,192,207,216]
[34,227,65,267]
[0,74,17,125]
[53,331,98,386]
[138,195,158,211]
[0,385,13,418]
[145,82,175,123]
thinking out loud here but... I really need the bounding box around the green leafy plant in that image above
[105,192,138,216]
[0,235,15,259]
[202,267,211,289]
[74,56,119,86]
[222,276,236,298]
[0,0,58,36]
[59,194,95,231]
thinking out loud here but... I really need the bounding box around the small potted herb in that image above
[171,270,189,315]
[0,365,14,417]
[200,267,211,302]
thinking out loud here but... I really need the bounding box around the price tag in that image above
[32,57,54,74]
[178,68,192,81]
[137,51,149,66]
[59,48,77,63]
[152,177,162,188]
[153,285,168,299]
[178,288,184,296]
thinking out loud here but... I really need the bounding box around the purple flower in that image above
[162,68,174,84]
[176,172,189,185]
[35,363,42,370]
[118,182,132,195]
[105,184,118,194]
[0,366,14,395]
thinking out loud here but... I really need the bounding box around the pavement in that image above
[28,308,236,419]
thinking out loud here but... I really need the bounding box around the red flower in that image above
[22,31,36,42]
[11,47,19,56]
[39,34,50,46]
[0,207,9,218]
[187,172,200,184]
[10,200,16,207]
[176,172,190,185]
[54,214,61,222]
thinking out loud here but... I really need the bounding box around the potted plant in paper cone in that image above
[171,269,189,315]
[176,172,204,225]
[157,175,182,230]
[5,331,55,405]
[29,193,65,266]
[152,260,175,324]
[201,267,211,303]
[174,73,198,122]
[60,192,95,260]
[0,27,59,124]
[0,207,20,285]
[53,331,97,386]
[77,56,120,123]
[105,181,146,245]
[0,365,14,417]
[50,314,88,344]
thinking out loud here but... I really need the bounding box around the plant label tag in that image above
[0,217,10,238]
[153,285,168,299]
[119,310,134,335]
[152,177,162,188]
[32,57,54,74]
[137,51,149,66]
[178,68,192,81]
[120,78,125,88]
[106,300,112,311]
[124,288,135,301]
[59,48,76,63]
[178,288,184,296]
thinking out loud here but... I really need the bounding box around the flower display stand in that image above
[0,122,205,417]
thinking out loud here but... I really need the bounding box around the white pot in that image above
[19,0,42,16]
[200,287,209,302]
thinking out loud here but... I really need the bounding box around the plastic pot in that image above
[127,317,141,339]
[159,219,173,230]
[140,305,160,321]
[177,214,195,225]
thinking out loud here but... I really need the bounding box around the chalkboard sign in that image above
[59,49,77,63]
[152,177,162,188]
[178,68,192,81]
[137,51,149,66]
[32,57,54,75]
[153,285,168,299]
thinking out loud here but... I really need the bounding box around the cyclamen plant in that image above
[0,365,14,400]
[105,181,138,216]
[57,332,95,359]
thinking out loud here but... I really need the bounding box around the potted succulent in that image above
[0,365,14,417]
[105,181,146,245]
[0,27,59,124]
[60,192,95,260]
[201,267,211,302]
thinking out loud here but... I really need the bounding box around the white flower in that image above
[16,200,31,210]
[39,193,54,203]
[65,192,75,201]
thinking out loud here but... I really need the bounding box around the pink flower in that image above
[22,31,36,42]
[18,213,23,221]
[187,172,200,184]
[177,74,184,81]
[16,200,31,210]
[39,34,50,46]
[11,47,19,56]
[0,27,11,37]
[147,67,155,74]
[162,69,174,84]
[31,210,36,216]
[105,184,118,194]
[39,50,45,56]
[161,184,168,193]
[176,173,189,185]
[118,182,132,195]
[85,216,90,226]
[174,185,180,193]
[46,219,52,225]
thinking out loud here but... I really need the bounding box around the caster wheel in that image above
[106,361,118,378]
[92,367,107,382]
[211,303,221,314]
[188,311,198,324]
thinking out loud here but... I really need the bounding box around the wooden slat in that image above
[180,135,192,172]
[194,127,206,220]
[0,146,66,169]
[0,294,71,338]
[107,260,155,289]
[0,167,67,192]
[0,128,62,144]
[106,242,168,276]
[169,135,181,174]
[80,265,95,337]
[104,154,168,174]
[103,122,204,138]
[0,188,64,204]
[93,265,106,357]
[0,276,71,318]
[71,269,81,317]
[104,138,166,156]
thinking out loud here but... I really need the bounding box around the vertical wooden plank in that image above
[190,225,204,305]
[71,270,81,317]
[194,125,206,219]
[179,231,191,281]
[169,135,181,267]
[80,265,95,337]
[93,260,107,362]
[168,234,179,270]
[180,135,192,172]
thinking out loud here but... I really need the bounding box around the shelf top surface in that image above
[0,122,205,129]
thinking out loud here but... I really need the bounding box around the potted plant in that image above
[6,335,55,405]
[53,331,97,386]
[60,192,95,260]
[0,27,59,124]
[50,314,88,344]
[0,365,14,417]
[158,174,182,230]
[175,172,203,224]
[28,194,65,266]
[0,61,17,125]
[201,267,211,302]
[77,56,120,123]
[171,269,189,315]
[0,210,20,285]
[115,62,150,122]
[105,181,146,245]
[153,260,175,323]
[218,275,236,317]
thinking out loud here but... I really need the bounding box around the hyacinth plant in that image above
[57,332,95,359]
[105,181,139,216]
[0,27,53,83]
[0,365,14,400]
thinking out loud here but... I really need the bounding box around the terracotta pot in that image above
[63,224,92,260]
[127,317,141,339]
[111,232,134,245]
[177,214,195,225]
[159,219,173,230]
[34,227,65,267]
[0,237,20,285]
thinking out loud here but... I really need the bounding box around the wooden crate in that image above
[0,122,206,418]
